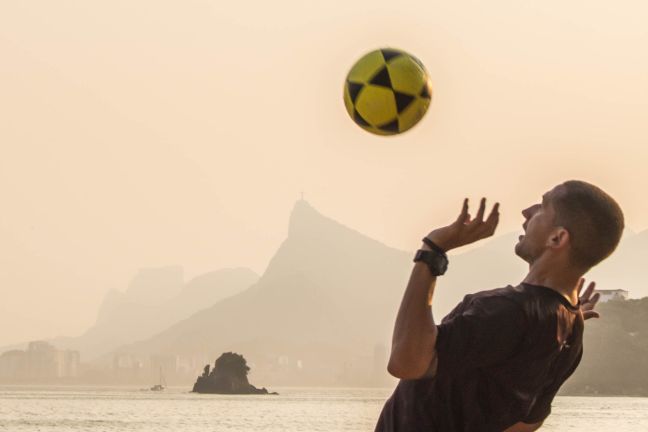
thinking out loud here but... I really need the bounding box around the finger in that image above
[482,203,500,236]
[466,199,486,232]
[582,310,600,320]
[581,292,600,312]
[589,292,600,307]
[579,282,593,302]
[581,281,596,301]
[485,202,500,224]
[577,278,585,295]
[474,198,486,223]
[456,198,469,224]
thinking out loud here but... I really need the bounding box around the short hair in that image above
[552,180,624,270]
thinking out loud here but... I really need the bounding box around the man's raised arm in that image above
[387,198,500,380]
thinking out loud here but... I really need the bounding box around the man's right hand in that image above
[578,278,601,320]
[425,198,500,252]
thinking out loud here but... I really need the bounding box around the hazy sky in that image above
[1,0,647,347]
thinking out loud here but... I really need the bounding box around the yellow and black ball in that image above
[343,48,432,136]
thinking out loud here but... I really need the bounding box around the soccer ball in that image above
[343,48,432,136]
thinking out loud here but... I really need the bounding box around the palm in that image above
[426,198,500,252]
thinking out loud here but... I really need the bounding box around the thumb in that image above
[583,311,600,320]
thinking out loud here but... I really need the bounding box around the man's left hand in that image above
[578,278,600,320]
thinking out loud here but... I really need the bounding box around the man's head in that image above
[515,180,624,272]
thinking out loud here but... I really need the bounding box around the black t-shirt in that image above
[375,283,584,432]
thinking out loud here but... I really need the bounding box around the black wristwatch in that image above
[413,249,448,276]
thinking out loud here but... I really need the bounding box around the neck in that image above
[522,255,583,306]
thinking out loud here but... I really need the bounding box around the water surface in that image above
[0,386,646,431]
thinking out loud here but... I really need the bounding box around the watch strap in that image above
[422,237,447,256]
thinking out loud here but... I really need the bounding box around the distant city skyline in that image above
[1,0,647,347]
[1,200,643,392]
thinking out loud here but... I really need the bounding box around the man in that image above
[375,180,624,432]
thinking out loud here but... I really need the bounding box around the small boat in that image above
[150,366,167,391]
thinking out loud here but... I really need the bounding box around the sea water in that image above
[1,386,647,431]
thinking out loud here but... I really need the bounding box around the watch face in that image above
[436,258,448,275]
[414,250,448,276]
[430,257,446,275]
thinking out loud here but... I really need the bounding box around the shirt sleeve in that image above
[435,294,527,377]
[524,347,584,423]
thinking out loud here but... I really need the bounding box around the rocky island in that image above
[192,352,277,395]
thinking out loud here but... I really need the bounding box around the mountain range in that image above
[103,199,647,386]
[16,266,259,360]
[5,199,647,388]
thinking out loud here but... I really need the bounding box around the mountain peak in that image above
[288,199,330,237]
[125,266,184,305]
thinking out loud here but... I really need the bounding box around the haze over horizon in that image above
[1,1,647,347]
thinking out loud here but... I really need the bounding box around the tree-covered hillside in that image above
[563,297,648,396]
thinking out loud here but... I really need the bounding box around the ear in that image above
[548,227,570,249]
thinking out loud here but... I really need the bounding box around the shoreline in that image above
[1,383,647,398]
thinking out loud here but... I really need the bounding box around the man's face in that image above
[515,186,562,264]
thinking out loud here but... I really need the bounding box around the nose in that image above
[521,204,540,220]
